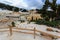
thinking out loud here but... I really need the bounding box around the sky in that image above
[0,0,60,10]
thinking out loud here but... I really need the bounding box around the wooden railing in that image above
[0,26,60,39]
[14,27,60,38]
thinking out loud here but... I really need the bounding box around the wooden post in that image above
[9,25,12,36]
[34,27,36,39]
[40,32,41,37]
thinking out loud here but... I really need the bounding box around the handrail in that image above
[0,27,60,39]
[14,27,60,38]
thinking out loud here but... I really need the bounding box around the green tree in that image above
[57,5,60,17]
[38,0,57,21]
[0,3,19,12]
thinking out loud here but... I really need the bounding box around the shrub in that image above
[31,19,59,28]
[21,20,25,23]
[43,21,58,27]
[11,22,15,27]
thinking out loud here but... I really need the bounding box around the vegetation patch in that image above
[30,19,60,28]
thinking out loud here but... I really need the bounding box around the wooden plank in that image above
[13,30,39,36]
[14,28,34,31]
[35,30,60,38]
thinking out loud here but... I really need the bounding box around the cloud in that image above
[22,0,44,9]
[0,0,60,10]
[4,0,29,8]
[0,0,44,9]
[56,0,60,4]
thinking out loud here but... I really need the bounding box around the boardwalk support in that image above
[9,25,13,36]
[34,27,36,39]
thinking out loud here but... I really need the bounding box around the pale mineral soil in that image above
[0,21,60,40]
[0,32,52,40]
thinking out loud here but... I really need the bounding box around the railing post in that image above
[9,25,12,36]
[34,27,36,39]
